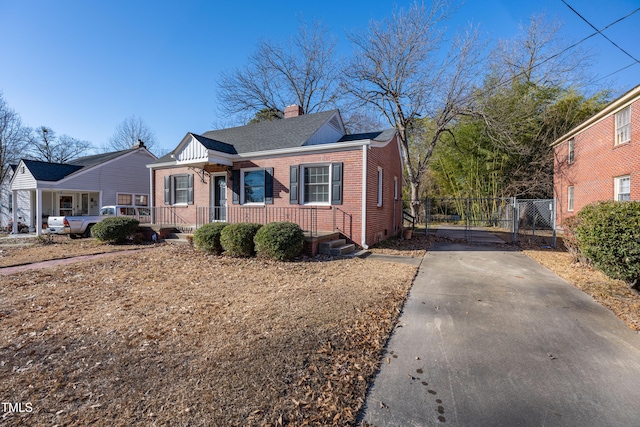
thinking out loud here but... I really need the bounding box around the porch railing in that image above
[333,207,352,241]
[195,206,318,237]
[152,207,192,228]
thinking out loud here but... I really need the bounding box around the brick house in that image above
[553,85,640,227]
[147,106,404,253]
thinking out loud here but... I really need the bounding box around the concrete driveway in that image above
[362,227,640,426]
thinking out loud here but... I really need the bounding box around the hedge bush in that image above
[575,201,640,290]
[193,222,229,255]
[220,222,263,257]
[92,217,140,244]
[254,222,305,261]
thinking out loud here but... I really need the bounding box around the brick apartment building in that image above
[147,106,404,252]
[553,84,640,227]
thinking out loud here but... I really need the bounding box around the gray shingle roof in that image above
[21,159,83,181]
[338,129,397,142]
[68,149,133,168]
[201,109,339,153]
[191,134,238,154]
[20,147,148,182]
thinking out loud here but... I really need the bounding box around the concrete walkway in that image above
[362,227,640,426]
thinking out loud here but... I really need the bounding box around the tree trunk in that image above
[410,180,421,220]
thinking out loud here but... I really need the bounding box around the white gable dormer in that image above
[303,111,346,146]
[171,133,234,167]
[10,160,37,190]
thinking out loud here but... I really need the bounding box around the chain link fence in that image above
[425,197,556,246]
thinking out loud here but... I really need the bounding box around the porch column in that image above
[12,189,18,234]
[36,189,43,236]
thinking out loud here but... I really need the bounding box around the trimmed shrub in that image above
[575,201,640,290]
[254,222,305,261]
[220,222,263,257]
[193,222,229,255]
[92,217,140,244]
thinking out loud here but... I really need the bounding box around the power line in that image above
[561,0,640,65]
[479,4,640,96]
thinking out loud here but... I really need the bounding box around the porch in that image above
[10,189,101,233]
[150,205,355,254]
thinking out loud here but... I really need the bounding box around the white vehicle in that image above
[47,205,151,238]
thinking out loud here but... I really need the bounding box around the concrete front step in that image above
[319,239,355,256]
[164,232,192,245]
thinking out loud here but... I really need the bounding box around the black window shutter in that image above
[164,175,171,205]
[232,170,240,205]
[331,163,343,205]
[187,174,194,205]
[265,168,274,204]
[289,165,299,204]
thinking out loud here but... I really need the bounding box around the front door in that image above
[212,175,227,221]
[59,194,74,216]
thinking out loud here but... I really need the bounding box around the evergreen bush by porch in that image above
[193,222,229,255]
[220,222,263,257]
[254,222,305,261]
[575,201,640,291]
[92,217,140,244]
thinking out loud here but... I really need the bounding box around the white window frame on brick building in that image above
[568,138,575,164]
[164,174,194,205]
[615,106,631,145]
[567,186,574,212]
[377,167,383,207]
[302,164,331,205]
[615,175,631,201]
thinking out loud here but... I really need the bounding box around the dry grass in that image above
[0,244,417,426]
[3,229,638,425]
[368,230,430,258]
[0,235,150,268]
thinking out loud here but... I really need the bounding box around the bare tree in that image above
[343,1,485,217]
[28,126,92,164]
[0,93,30,184]
[105,115,158,152]
[218,20,340,117]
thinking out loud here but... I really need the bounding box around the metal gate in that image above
[425,198,556,246]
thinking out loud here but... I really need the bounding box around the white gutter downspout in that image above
[361,144,368,249]
[149,168,155,225]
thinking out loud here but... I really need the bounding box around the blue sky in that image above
[1,0,638,155]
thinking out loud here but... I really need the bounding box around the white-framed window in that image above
[243,168,266,204]
[117,193,133,205]
[615,106,631,145]
[135,194,148,206]
[377,167,383,207]
[615,175,631,201]
[302,165,330,204]
[394,176,399,201]
[164,174,194,205]
[174,175,191,204]
[568,138,575,164]
[568,186,574,212]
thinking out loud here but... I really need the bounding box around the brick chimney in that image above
[284,105,304,118]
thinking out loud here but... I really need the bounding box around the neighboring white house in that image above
[6,143,156,235]
[0,166,30,230]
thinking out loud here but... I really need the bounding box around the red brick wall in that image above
[231,150,364,244]
[554,98,640,227]
[365,135,404,245]
[152,167,209,225]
